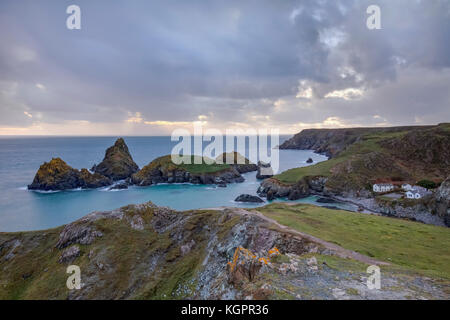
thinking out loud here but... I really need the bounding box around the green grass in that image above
[178,155,231,174]
[258,203,450,279]
[0,205,219,300]
[140,154,232,175]
[273,129,415,185]
[275,156,348,184]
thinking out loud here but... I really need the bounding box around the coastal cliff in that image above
[279,125,434,158]
[263,124,450,226]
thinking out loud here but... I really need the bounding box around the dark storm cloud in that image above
[0,0,449,131]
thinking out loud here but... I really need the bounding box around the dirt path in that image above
[209,206,390,266]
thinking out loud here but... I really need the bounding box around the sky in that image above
[0,0,449,135]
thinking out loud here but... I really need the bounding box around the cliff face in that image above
[92,138,139,181]
[279,125,434,158]
[380,125,450,180]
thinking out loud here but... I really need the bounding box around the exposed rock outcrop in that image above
[431,176,450,226]
[92,138,139,181]
[59,245,81,264]
[1,202,447,300]
[132,155,244,186]
[235,194,264,203]
[257,177,326,201]
[28,158,112,191]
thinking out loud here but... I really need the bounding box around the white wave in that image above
[32,189,61,194]
[68,187,83,192]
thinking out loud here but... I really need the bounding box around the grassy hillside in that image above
[274,124,450,191]
[1,202,449,299]
[258,203,450,279]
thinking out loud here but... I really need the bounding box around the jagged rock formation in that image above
[215,152,257,173]
[235,194,264,203]
[92,138,139,181]
[28,138,139,191]
[28,158,112,191]
[131,155,244,186]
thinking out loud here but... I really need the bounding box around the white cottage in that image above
[406,188,431,199]
[373,183,394,193]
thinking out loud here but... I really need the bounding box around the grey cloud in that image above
[0,0,449,131]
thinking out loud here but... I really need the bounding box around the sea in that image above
[0,136,357,232]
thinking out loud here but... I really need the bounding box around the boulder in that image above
[92,138,139,181]
[306,158,313,164]
[235,194,264,203]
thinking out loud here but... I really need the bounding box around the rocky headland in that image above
[1,202,448,300]
[261,124,450,226]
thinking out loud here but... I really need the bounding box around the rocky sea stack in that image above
[132,155,244,186]
[28,138,137,191]
[28,158,112,191]
[91,138,139,181]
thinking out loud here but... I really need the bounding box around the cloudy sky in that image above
[1,0,449,135]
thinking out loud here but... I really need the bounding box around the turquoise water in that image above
[0,136,354,232]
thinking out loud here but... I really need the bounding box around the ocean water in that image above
[0,136,354,232]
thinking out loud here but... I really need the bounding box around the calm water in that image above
[0,136,354,232]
